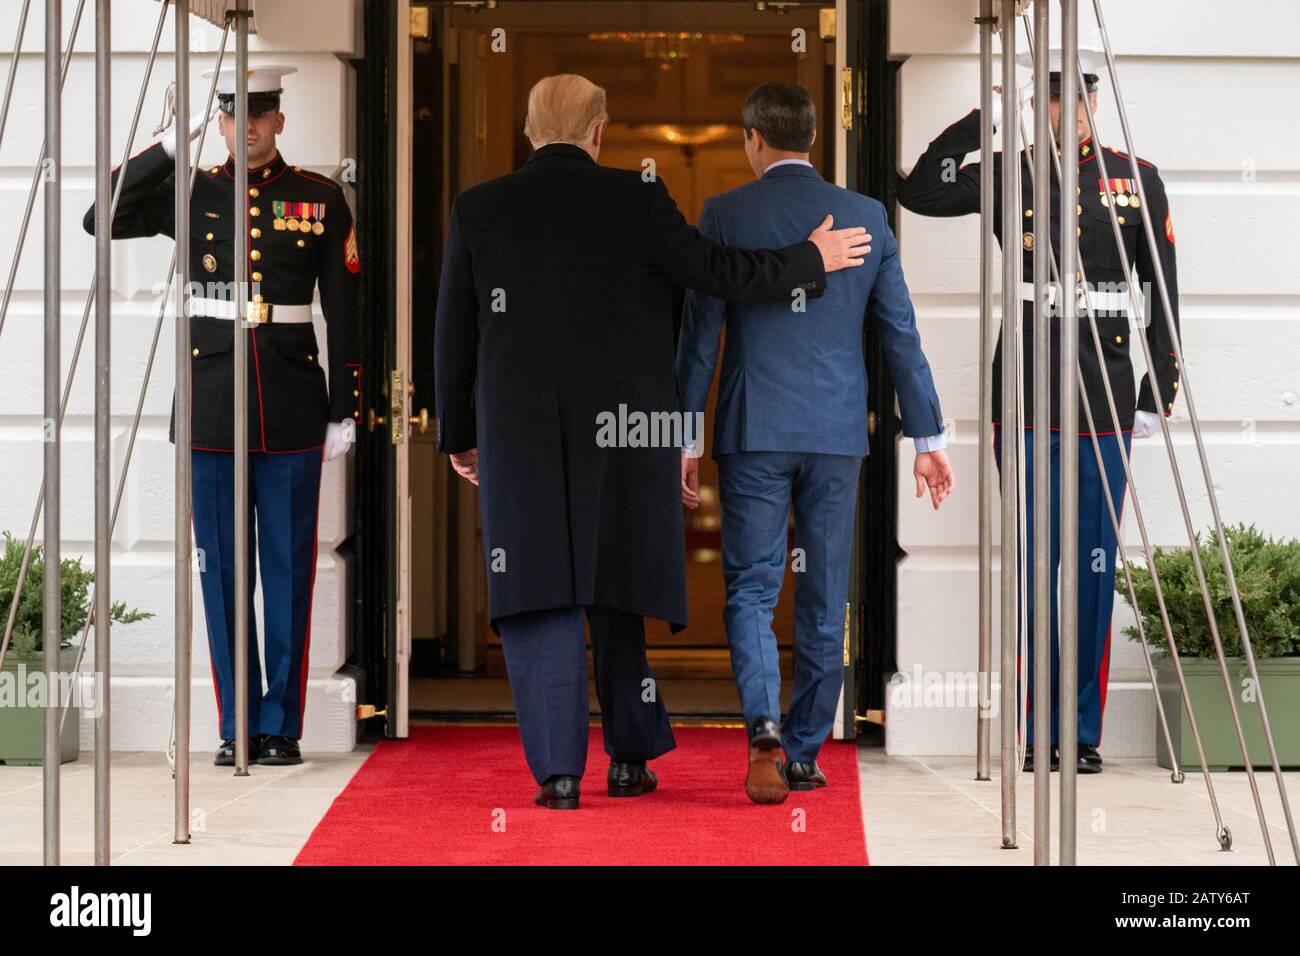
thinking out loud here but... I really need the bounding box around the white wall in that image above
[0,0,362,752]
[887,0,1300,755]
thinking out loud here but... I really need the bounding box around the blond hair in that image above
[523,74,609,149]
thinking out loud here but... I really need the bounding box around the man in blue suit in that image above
[677,81,954,804]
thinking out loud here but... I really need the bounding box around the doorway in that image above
[364,0,901,730]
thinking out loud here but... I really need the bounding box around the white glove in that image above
[159,108,217,159]
[323,421,353,461]
[989,94,1004,132]
[1132,410,1160,439]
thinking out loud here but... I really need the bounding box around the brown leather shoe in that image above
[745,716,789,804]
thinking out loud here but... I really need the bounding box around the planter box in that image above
[0,646,81,766]
[1155,655,1300,772]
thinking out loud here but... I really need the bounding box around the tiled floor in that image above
[2,742,1294,865]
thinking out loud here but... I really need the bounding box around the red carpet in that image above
[294,726,869,866]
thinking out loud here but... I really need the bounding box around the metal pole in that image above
[93,0,112,869]
[0,0,33,153]
[997,0,1020,851]
[43,0,63,869]
[1057,0,1080,866]
[0,0,86,348]
[174,0,195,842]
[1029,0,1051,866]
[1089,0,1297,865]
[975,0,995,785]
[232,0,251,776]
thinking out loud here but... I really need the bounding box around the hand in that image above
[159,107,217,159]
[1132,409,1160,439]
[323,421,352,461]
[807,215,872,273]
[450,448,479,486]
[681,451,700,510]
[914,449,954,510]
[989,88,1004,130]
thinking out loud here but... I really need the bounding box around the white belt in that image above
[189,296,314,324]
[1019,282,1137,315]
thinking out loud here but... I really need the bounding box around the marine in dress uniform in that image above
[82,66,363,766]
[896,49,1181,774]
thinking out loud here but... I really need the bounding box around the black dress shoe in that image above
[1023,745,1059,773]
[782,759,828,791]
[607,761,658,797]
[749,715,782,750]
[746,715,788,804]
[534,774,580,810]
[257,735,302,765]
[1076,744,1103,775]
[214,735,262,767]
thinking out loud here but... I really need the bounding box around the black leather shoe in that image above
[257,735,302,765]
[746,716,788,804]
[783,759,828,791]
[214,736,262,767]
[749,715,782,750]
[534,774,580,810]
[607,761,658,797]
[1023,745,1060,773]
[1077,744,1103,775]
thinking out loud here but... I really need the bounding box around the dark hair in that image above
[741,81,816,152]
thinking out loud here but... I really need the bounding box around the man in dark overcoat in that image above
[434,74,870,809]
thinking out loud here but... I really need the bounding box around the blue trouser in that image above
[993,426,1131,747]
[498,605,677,785]
[191,448,324,740]
[717,451,863,764]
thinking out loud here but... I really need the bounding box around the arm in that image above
[867,216,945,440]
[1134,166,1181,420]
[895,109,987,219]
[434,196,480,456]
[81,141,177,239]
[645,176,827,301]
[319,187,364,443]
[675,200,728,427]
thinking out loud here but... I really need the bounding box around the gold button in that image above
[252,271,263,281]
[1174,362,1179,370]
[1077,204,1083,215]
[352,369,359,378]
[262,168,271,179]
[353,389,359,397]
[297,239,305,248]
[1024,209,1033,218]
[253,293,264,303]
[293,165,301,171]
[205,232,214,241]
[1076,226,1082,236]
[1118,216,1126,225]
[210,166,219,174]
[1173,381,1179,390]
[192,347,200,356]
[307,354,314,361]
[1115,335,1122,344]
[251,227,262,239]
[249,187,260,198]
[250,206,261,217]
[251,249,262,261]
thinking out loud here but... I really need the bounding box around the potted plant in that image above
[1117,523,1300,771]
[0,532,153,765]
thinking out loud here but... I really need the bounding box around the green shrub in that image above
[0,531,153,658]
[1116,523,1300,659]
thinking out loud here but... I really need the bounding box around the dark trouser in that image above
[993,425,1131,748]
[191,447,324,741]
[498,604,677,784]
